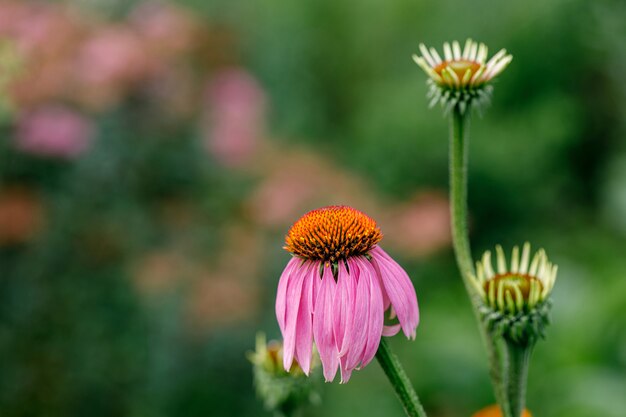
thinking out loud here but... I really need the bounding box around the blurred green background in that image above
[1,0,625,416]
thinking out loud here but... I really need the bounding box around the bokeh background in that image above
[1,0,625,416]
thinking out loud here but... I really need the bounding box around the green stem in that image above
[449,109,474,279]
[504,342,532,417]
[448,108,507,411]
[376,338,428,417]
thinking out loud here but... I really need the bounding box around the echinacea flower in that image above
[412,39,512,113]
[276,206,419,383]
[470,243,557,344]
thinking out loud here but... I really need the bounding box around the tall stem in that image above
[376,338,428,417]
[449,109,474,279]
[504,342,532,417]
[448,108,506,412]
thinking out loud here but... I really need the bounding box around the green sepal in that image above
[479,298,553,345]
[426,79,493,115]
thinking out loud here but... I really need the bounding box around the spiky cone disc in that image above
[470,243,558,345]
[413,39,512,115]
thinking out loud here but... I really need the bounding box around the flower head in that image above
[470,243,557,344]
[412,39,512,113]
[276,206,419,383]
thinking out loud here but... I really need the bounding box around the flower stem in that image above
[449,109,473,279]
[376,338,428,417]
[504,342,532,417]
[448,107,507,411]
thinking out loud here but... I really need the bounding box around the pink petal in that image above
[371,246,419,339]
[313,264,339,382]
[275,257,302,333]
[294,262,318,375]
[357,257,385,369]
[380,277,391,311]
[333,260,356,358]
[339,361,353,384]
[311,263,320,312]
[382,324,402,336]
[345,258,369,370]
[282,261,310,370]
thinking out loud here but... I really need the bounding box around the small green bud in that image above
[248,333,320,416]
[413,39,512,114]
[470,243,558,345]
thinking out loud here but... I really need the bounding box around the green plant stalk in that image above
[504,341,532,417]
[449,109,474,278]
[448,108,508,413]
[376,338,428,417]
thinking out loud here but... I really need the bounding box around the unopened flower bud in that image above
[248,333,319,415]
[470,243,558,345]
[413,39,512,114]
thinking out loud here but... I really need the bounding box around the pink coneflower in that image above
[14,105,93,159]
[276,205,419,383]
[203,68,266,168]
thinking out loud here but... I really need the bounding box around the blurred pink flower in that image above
[129,1,198,58]
[382,191,451,257]
[0,2,78,56]
[15,106,93,159]
[76,27,150,86]
[0,2,82,106]
[204,69,267,168]
[73,26,153,108]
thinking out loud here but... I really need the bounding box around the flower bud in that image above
[470,243,558,344]
[413,39,512,114]
[248,333,319,415]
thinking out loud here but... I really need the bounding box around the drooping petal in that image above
[380,277,391,311]
[371,246,419,339]
[334,260,356,358]
[372,256,391,311]
[344,258,369,371]
[294,261,318,375]
[313,264,339,382]
[275,257,302,333]
[282,260,310,370]
[338,258,365,382]
[357,257,385,369]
